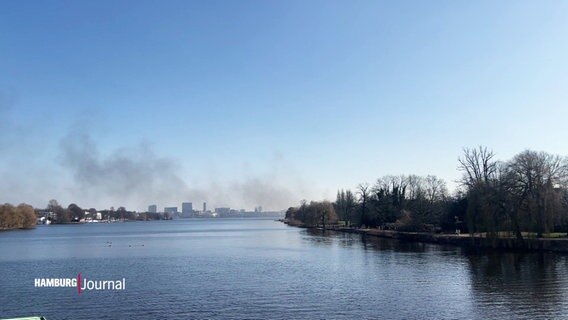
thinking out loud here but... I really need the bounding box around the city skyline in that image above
[2,1,568,211]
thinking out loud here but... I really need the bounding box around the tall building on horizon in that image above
[182,202,193,214]
[203,202,207,212]
[148,205,157,213]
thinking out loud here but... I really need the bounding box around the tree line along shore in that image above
[0,203,37,230]
[0,200,169,231]
[285,147,568,246]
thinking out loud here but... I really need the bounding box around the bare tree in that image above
[458,146,497,187]
[508,150,568,237]
[458,146,500,238]
[335,189,356,227]
[344,190,355,227]
[406,174,425,200]
[357,183,370,227]
[375,175,408,199]
[0,203,37,230]
[317,201,337,228]
[424,175,448,203]
[47,199,61,212]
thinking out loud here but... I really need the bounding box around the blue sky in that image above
[1,1,568,211]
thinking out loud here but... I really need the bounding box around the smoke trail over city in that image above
[58,131,305,211]
[0,89,308,212]
[59,132,192,209]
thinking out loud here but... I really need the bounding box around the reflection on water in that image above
[1,219,567,319]
[467,252,568,319]
[300,228,568,319]
[305,228,460,254]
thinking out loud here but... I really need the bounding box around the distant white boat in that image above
[37,217,51,225]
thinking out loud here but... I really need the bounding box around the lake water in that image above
[1,218,568,319]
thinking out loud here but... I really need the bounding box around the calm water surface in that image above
[1,218,568,319]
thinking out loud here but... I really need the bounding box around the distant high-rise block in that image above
[182,202,193,214]
[148,205,157,213]
[203,202,207,212]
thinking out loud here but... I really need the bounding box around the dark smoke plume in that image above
[59,132,304,211]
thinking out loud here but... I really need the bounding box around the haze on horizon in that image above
[1,1,567,211]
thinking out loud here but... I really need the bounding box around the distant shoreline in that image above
[1,216,285,232]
